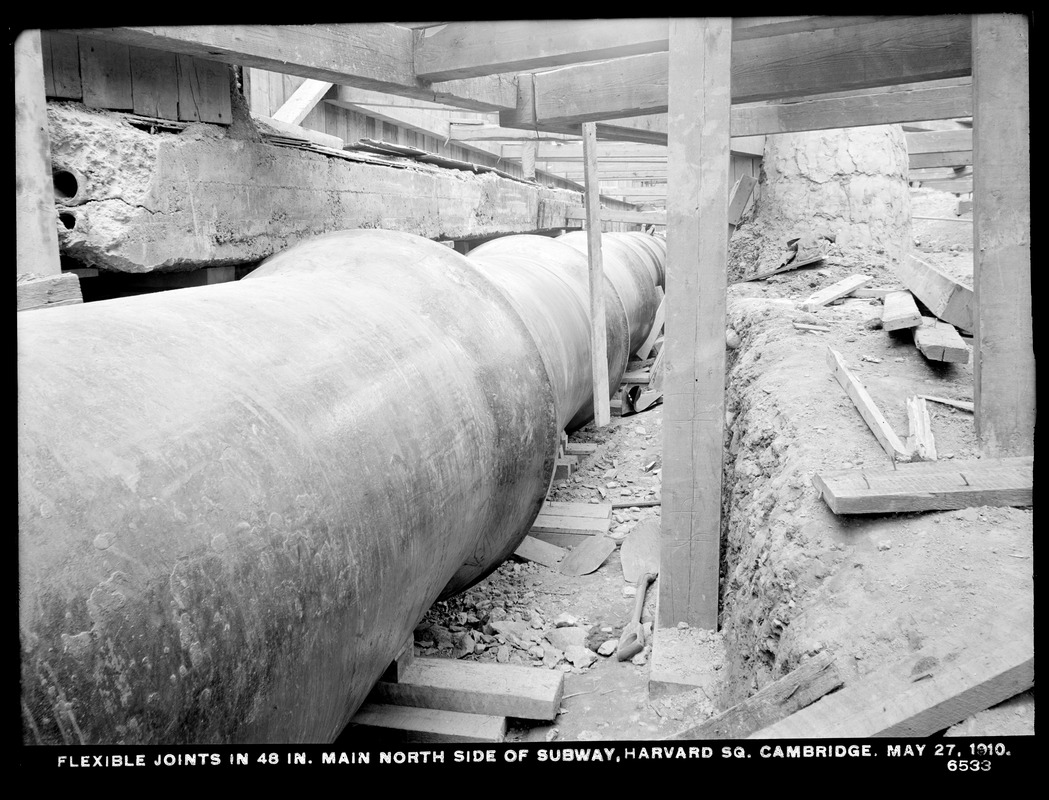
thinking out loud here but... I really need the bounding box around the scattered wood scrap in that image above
[897,253,974,333]
[749,625,1034,738]
[813,455,1033,515]
[851,287,901,299]
[800,275,872,312]
[16,273,82,311]
[919,395,974,412]
[905,395,937,461]
[349,703,506,743]
[913,316,970,363]
[380,635,416,683]
[671,652,843,740]
[368,657,564,721]
[826,347,913,463]
[881,290,922,331]
[513,535,566,569]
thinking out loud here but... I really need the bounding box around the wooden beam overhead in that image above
[909,150,973,169]
[906,128,973,154]
[502,16,971,128]
[271,79,333,126]
[413,19,671,82]
[447,122,577,142]
[68,24,518,111]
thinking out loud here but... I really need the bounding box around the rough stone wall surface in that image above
[729,126,912,279]
[47,103,585,273]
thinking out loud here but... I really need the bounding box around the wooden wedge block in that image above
[913,316,969,363]
[897,253,974,333]
[673,652,842,740]
[349,703,506,743]
[381,634,416,683]
[750,625,1034,738]
[813,455,1033,514]
[513,535,566,568]
[827,347,912,463]
[368,658,564,721]
[800,274,872,312]
[881,290,922,331]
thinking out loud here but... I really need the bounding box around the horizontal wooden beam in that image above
[565,206,666,225]
[70,24,518,111]
[502,16,971,127]
[909,150,972,169]
[906,128,972,154]
[447,122,577,142]
[414,19,670,81]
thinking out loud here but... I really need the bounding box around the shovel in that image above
[617,571,656,661]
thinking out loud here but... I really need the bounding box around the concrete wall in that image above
[48,103,591,273]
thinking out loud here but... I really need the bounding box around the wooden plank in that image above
[565,207,667,226]
[973,14,1034,457]
[913,316,970,363]
[513,535,566,569]
[272,79,333,125]
[511,17,971,127]
[368,658,564,721]
[582,122,611,428]
[826,347,912,463]
[881,290,922,331]
[919,395,974,412]
[349,703,505,743]
[852,287,900,299]
[750,625,1033,738]
[800,275,872,312]
[919,177,973,194]
[910,150,972,169]
[176,56,231,124]
[659,18,731,631]
[252,114,345,149]
[414,19,670,81]
[813,455,1032,514]
[15,30,63,278]
[78,35,133,110]
[727,174,758,229]
[621,370,650,385]
[897,253,974,333]
[540,501,611,519]
[129,46,179,119]
[72,25,516,112]
[380,634,416,683]
[531,515,610,535]
[906,396,938,461]
[16,274,83,311]
[793,322,832,333]
[905,128,972,155]
[635,295,666,359]
[564,442,598,456]
[673,652,843,739]
[42,31,82,99]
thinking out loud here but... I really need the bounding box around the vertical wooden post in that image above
[582,122,611,428]
[972,14,1034,457]
[15,29,61,277]
[659,18,732,630]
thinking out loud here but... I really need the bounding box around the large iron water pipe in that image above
[18,228,665,745]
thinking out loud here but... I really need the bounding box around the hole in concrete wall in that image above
[58,211,77,230]
[52,169,80,204]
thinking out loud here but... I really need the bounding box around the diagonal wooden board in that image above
[827,347,913,463]
[813,455,1033,514]
[558,535,616,576]
[749,623,1034,738]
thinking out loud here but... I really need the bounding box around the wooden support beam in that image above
[15,29,62,277]
[671,652,843,740]
[881,290,922,331]
[272,79,333,125]
[909,150,972,169]
[913,316,971,363]
[659,18,730,631]
[815,455,1032,514]
[583,122,611,428]
[414,19,670,81]
[972,14,1034,457]
[447,122,575,142]
[917,177,973,194]
[504,16,971,128]
[727,174,758,232]
[827,348,913,463]
[897,253,975,333]
[564,207,666,226]
[17,273,82,311]
[71,25,517,111]
[906,128,972,154]
[750,625,1033,737]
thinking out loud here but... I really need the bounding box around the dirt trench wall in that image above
[47,103,586,273]
[729,126,912,278]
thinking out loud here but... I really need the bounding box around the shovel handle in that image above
[630,572,657,624]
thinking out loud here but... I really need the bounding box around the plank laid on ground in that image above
[634,294,666,359]
[749,624,1034,738]
[532,515,610,535]
[851,287,900,299]
[896,253,974,333]
[905,395,937,461]
[827,347,912,463]
[564,442,598,456]
[813,455,1033,515]
[919,395,974,412]
[17,274,82,311]
[913,316,969,363]
[369,657,564,721]
[611,498,661,509]
[513,535,566,569]
[540,501,612,519]
[558,535,616,577]
[673,652,843,740]
[800,275,872,312]
[349,703,506,743]
[881,290,922,331]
